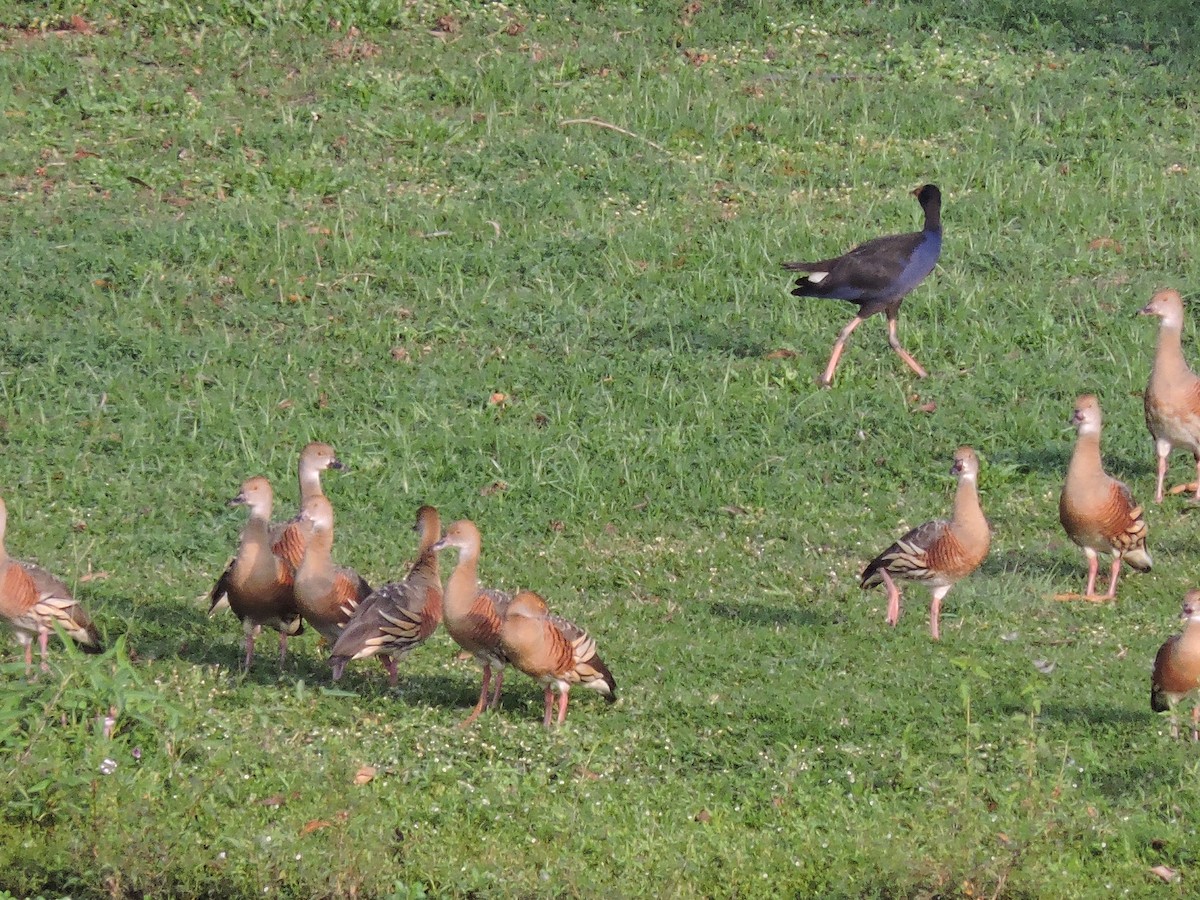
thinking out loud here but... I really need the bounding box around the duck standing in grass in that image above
[293,495,373,653]
[209,441,344,619]
[0,496,102,672]
[271,442,346,568]
[782,184,942,387]
[860,446,990,640]
[1151,591,1200,740]
[1139,289,1200,503]
[499,589,616,727]
[1056,395,1151,601]
[432,520,513,725]
[329,505,442,685]
[208,476,303,670]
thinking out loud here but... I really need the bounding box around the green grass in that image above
[2,0,1200,895]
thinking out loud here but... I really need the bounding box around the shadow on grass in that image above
[4,862,248,900]
[183,643,338,685]
[708,600,827,627]
[1003,444,1154,485]
[120,608,232,667]
[911,0,1200,72]
[629,320,778,360]
[194,649,482,711]
[1034,702,1150,729]
[999,446,1068,477]
[1085,755,1183,803]
[351,669,486,710]
[984,549,1079,582]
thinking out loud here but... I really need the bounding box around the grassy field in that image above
[2,0,1200,896]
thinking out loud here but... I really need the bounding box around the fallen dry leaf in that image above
[390,347,411,362]
[489,392,508,406]
[259,794,286,808]
[1150,865,1179,883]
[353,766,376,785]
[915,401,937,414]
[1087,236,1124,253]
[329,36,381,60]
[764,348,797,360]
[301,819,332,835]
[480,480,508,497]
[694,809,712,823]
[79,570,110,583]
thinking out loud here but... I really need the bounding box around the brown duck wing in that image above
[331,580,432,662]
[209,559,235,614]
[861,519,947,587]
[271,520,308,569]
[546,613,616,699]
[333,569,373,621]
[1151,634,1200,711]
[0,562,41,626]
[461,589,511,658]
[1104,482,1151,565]
[20,563,102,650]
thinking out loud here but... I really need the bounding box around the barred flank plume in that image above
[271,522,309,569]
[0,496,106,667]
[38,593,103,652]
[552,612,617,701]
[329,505,444,680]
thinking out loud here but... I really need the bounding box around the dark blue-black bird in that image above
[782,184,942,387]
